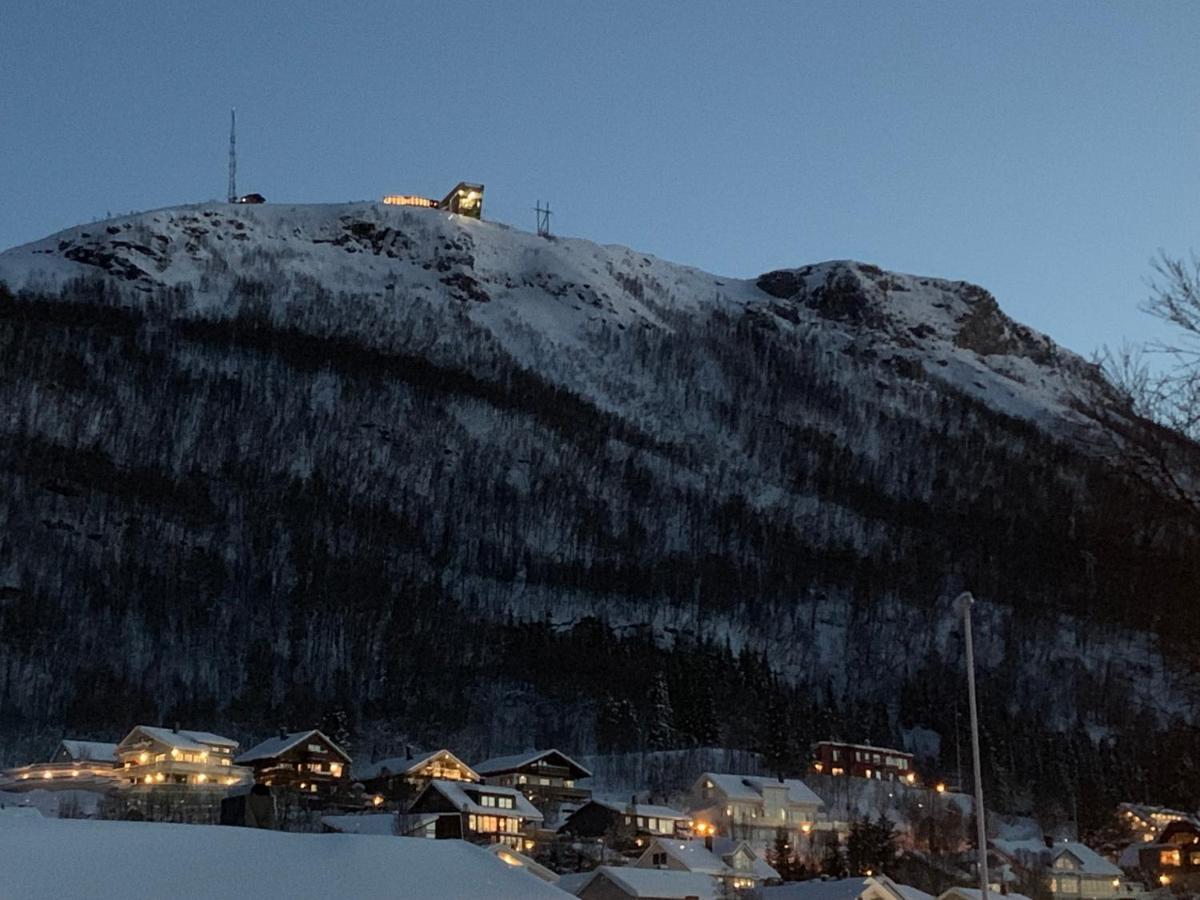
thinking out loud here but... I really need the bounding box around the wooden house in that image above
[634,835,779,891]
[116,725,251,792]
[235,728,350,798]
[688,772,823,850]
[472,749,591,813]
[404,778,543,849]
[355,748,479,803]
[812,741,916,783]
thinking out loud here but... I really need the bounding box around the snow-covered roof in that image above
[569,866,718,899]
[696,772,823,808]
[761,877,873,900]
[591,799,690,820]
[814,741,912,758]
[235,729,349,765]
[0,816,568,899]
[484,843,561,883]
[355,749,478,782]
[421,779,544,822]
[939,889,1031,900]
[1051,841,1123,876]
[121,725,238,752]
[57,740,118,762]
[473,748,592,778]
[320,813,396,835]
[1118,842,1151,869]
[644,837,732,875]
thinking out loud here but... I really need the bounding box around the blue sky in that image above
[3,1,1198,357]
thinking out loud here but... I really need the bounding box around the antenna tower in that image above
[227,108,237,203]
[535,200,552,237]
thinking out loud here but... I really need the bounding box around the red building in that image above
[812,741,916,782]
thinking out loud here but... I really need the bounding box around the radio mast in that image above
[227,109,237,203]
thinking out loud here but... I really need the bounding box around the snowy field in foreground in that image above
[0,809,566,899]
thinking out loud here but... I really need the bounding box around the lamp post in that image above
[956,591,989,900]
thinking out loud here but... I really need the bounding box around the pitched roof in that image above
[472,748,592,778]
[1051,842,1123,876]
[759,876,873,900]
[354,749,478,783]
[484,843,561,883]
[235,730,350,765]
[122,726,238,752]
[420,779,544,822]
[696,772,823,807]
[643,837,732,875]
[572,866,718,899]
[939,890,1032,900]
[58,740,118,762]
[320,814,396,835]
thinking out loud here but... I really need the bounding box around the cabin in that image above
[1047,841,1142,900]
[404,778,543,849]
[559,799,691,843]
[472,749,591,814]
[634,835,779,891]
[235,728,350,799]
[812,741,916,783]
[355,748,479,803]
[116,725,251,792]
[688,772,823,850]
[1,738,121,791]
[1128,820,1200,889]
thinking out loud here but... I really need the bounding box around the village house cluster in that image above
[1,729,1190,900]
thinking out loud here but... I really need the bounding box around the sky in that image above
[2,1,1199,358]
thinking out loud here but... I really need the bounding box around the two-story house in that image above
[1048,841,1144,900]
[116,725,252,792]
[635,835,780,891]
[355,748,480,803]
[689,772,824,849]
[472,749,591,814]
[405,778,544,849]
[235,729,350,799]
[812,741,917,783]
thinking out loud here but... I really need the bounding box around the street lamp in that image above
[956,591,989,900]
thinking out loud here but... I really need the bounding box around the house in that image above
[689,772,824,849]
[812,742,916,783]
[563,866,720,900]
[2,816,570,899]
[404,778,544,849]
[381,182,485,218]
[763,875,934,900]
[235,728,350,799]
[355,748,480,802]
[1127,820,1200,889]
[1046,841,1143,900]
[1118,803,1200,843]
[1,738,120,790]
[938,890,1031,900]
[473,749,592,812]
[635,835,779,890]
[560,799,692,842]
[116,725,251,792]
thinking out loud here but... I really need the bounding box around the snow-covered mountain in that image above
[0,202,1196,823]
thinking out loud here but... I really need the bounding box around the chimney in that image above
[405,744,413,760]
[705,834,713,852]
[1043,834,1054,849]
[173,722,179,734]
[279,726,287,740]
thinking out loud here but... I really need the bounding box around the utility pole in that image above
[228,108,237,203]
[535,200,552,237]
[956,591,989,900]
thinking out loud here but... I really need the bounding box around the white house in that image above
[116,725,251,792]
[2,738,121,791]
[636,834,779,890]
[768,875,935,900]
[1047,841,1144,900]
[564,865,719,900]
[689,772,824,848]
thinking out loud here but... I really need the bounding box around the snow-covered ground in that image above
[0,808,567,899]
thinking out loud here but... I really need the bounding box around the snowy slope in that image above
[0,201,1111,438]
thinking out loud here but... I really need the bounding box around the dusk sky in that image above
[4,1,1199,358]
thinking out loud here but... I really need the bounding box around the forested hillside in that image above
[1,202,1198,829]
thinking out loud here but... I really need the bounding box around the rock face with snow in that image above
[0,202,1196,815]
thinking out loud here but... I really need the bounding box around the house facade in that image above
[116,726,251,792]
[559,799,691,842]
[812,741,916,783]
[1130,821,1200,890]
[405,778,544,849]
[235,729,350,799]
[635,835,779,891]
[688,772,824,849]
[355,748,479,803]
[1048,841,1144,900]
[472,749,591,813]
